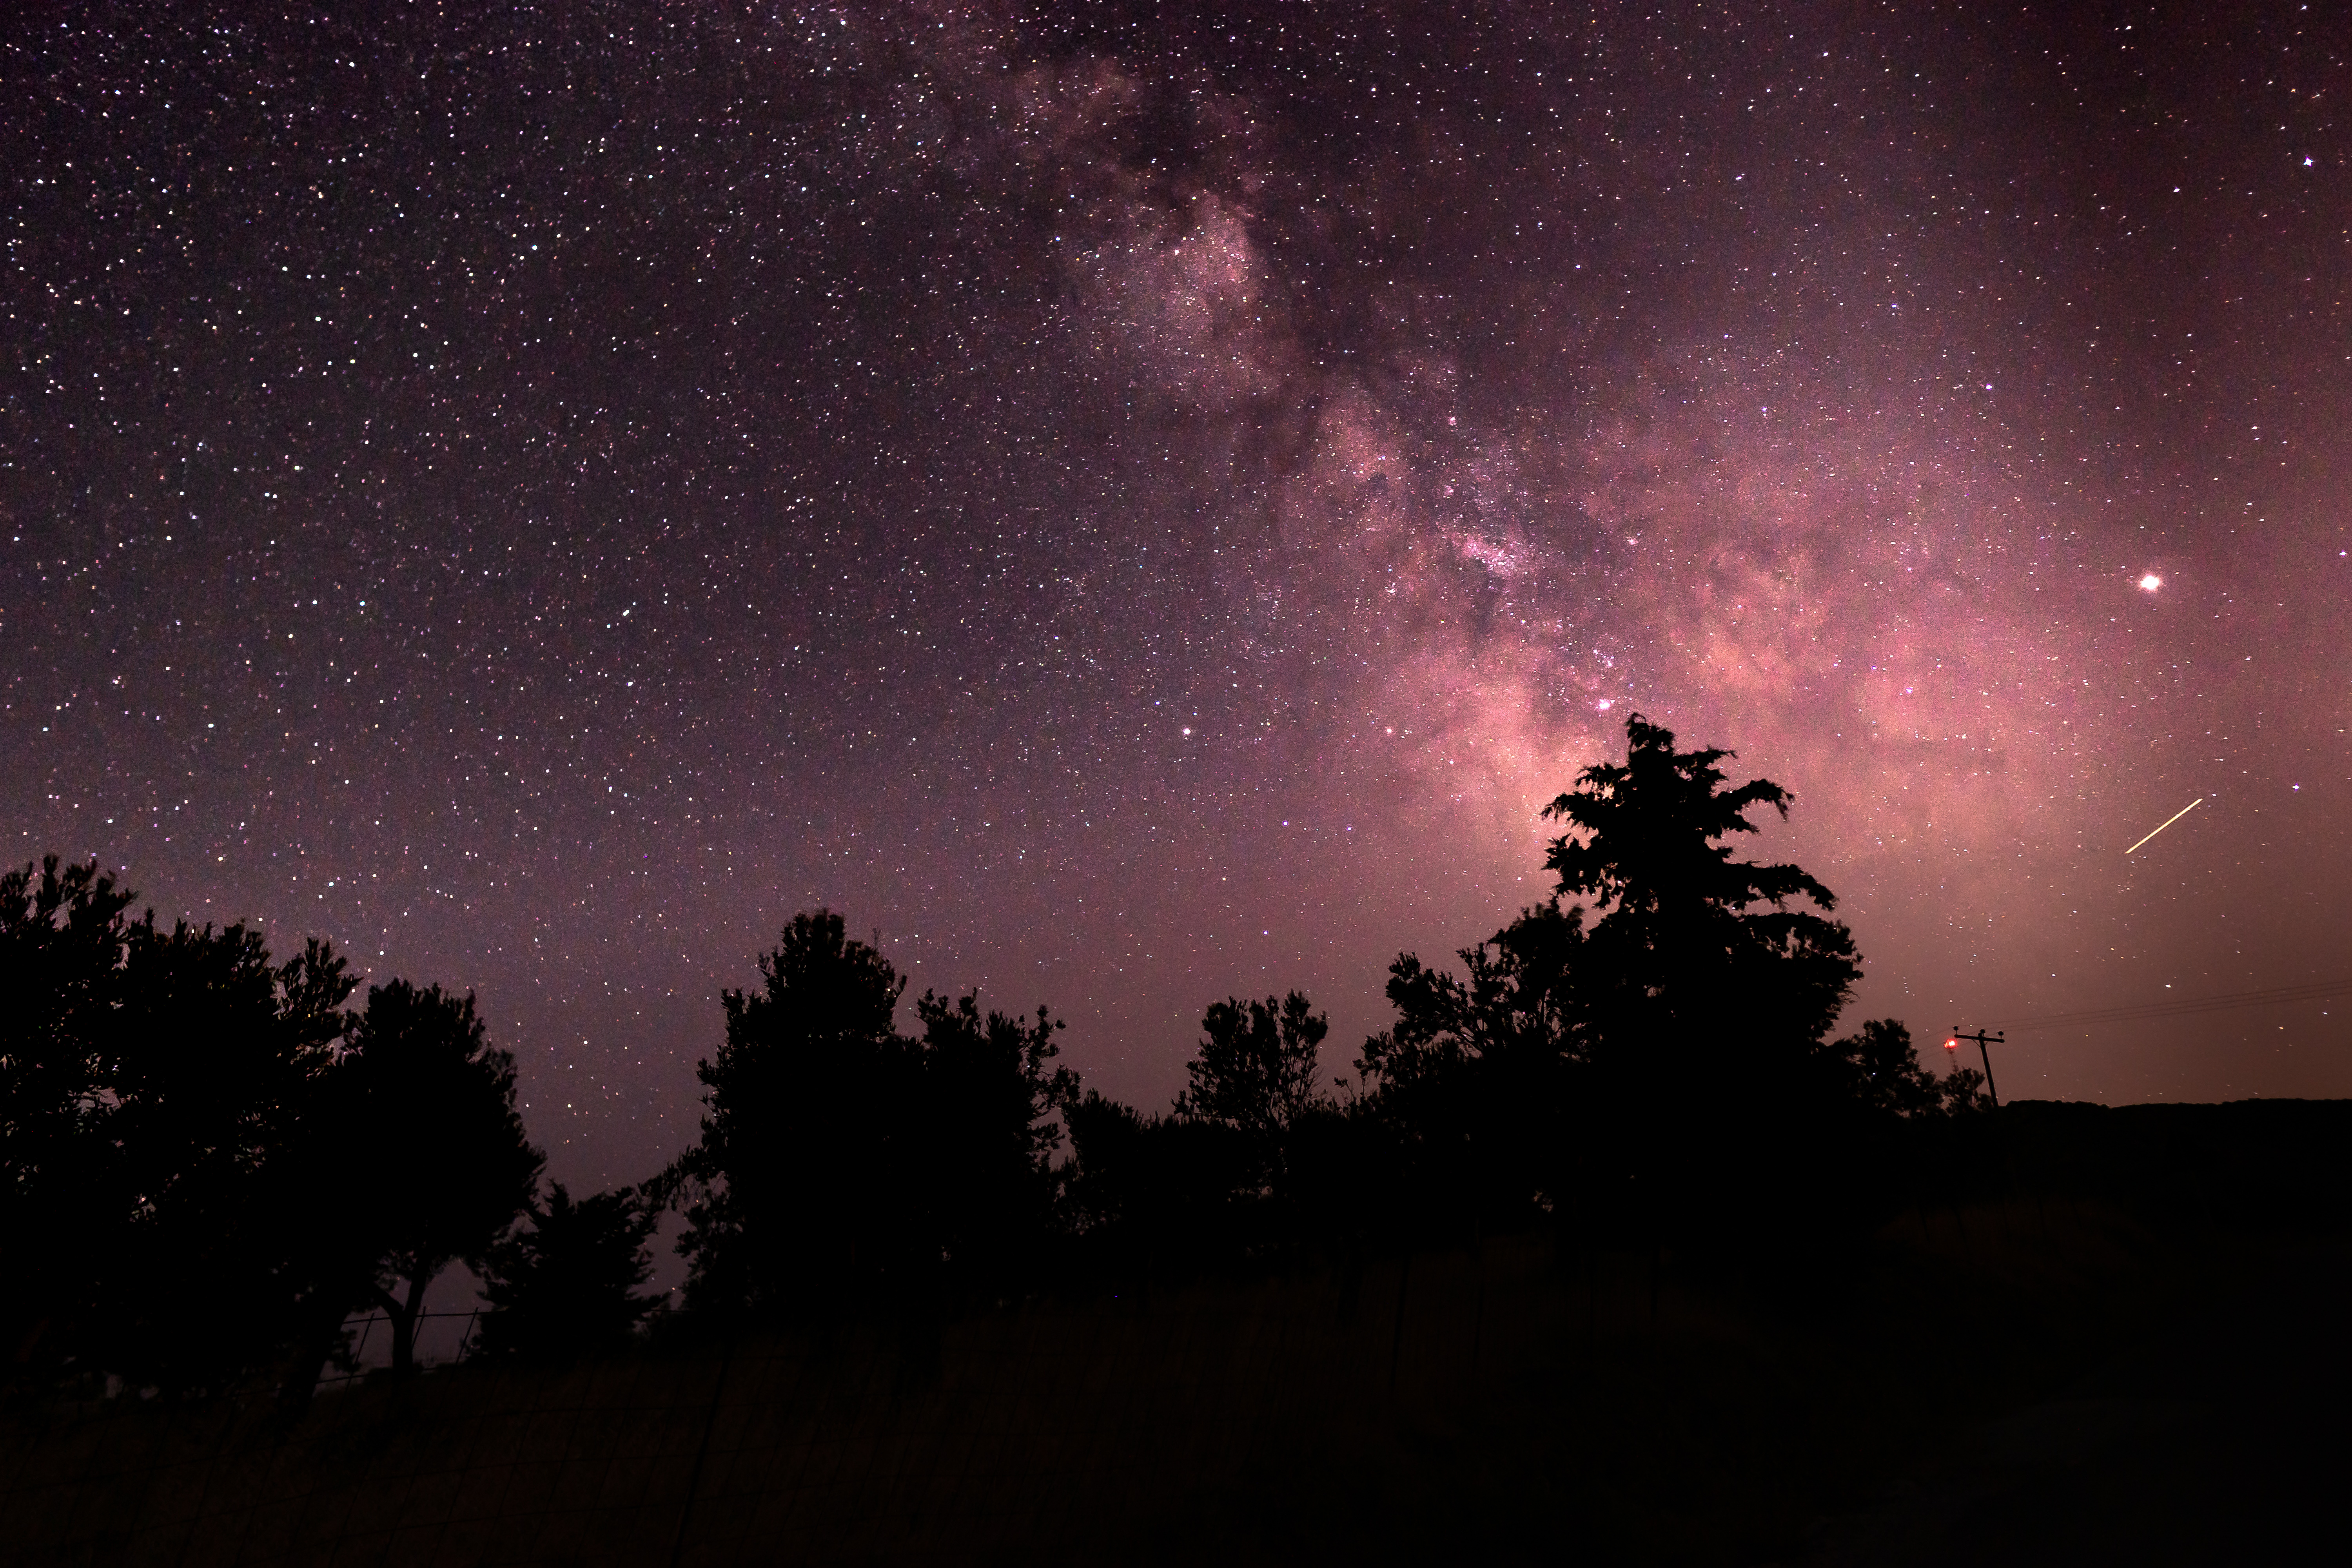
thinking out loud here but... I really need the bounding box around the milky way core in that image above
[7,3,2347,1183]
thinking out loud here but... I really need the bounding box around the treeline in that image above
[2,716,1985,1400]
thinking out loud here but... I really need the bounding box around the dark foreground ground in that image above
[5,1100,2348,1566]
[1794,1235,2352,1566]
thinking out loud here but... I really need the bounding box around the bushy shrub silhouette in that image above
[475,1183,661,1362]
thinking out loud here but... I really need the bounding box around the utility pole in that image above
[1946,1028,2003,1108]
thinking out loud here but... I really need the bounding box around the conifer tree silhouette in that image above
[668,912,1087,1319]
[1360,715,1933,1240]
[668,911,918,1318]
[1544,714,1859,1080]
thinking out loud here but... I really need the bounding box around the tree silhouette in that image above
[1062,1088,1256,1274]
[105,918,356,1391]
[911,992,1076,1297]
[1361,715,1891,1240]
[332,981,542,1377]
[1357,901,1586,1226]
[1543,713,1860,1063]
[2,857,138,1380]
[1815,1018,1978,1121]
[1539,716,1875,1228]
[474,1183,661,1363]
[1055,992,1341,1275]
[1177,993,1330,1143]
[3,857,364,1394]
[5,791,2001,1390]
[669,911,919,1319]
[668,912,1093,1320]
[1174,992,1331,1194]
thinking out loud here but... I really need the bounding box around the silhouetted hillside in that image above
[1996,1099,2352,1231]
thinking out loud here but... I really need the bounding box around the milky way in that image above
[7,2,2348,1187]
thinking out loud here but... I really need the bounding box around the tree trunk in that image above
[401,1271,430,1372]
[374,1285,411,1377]
[377,1271,431,1377]
[278,1295,354,1412]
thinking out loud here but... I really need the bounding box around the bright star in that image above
[2138,573,2162,592]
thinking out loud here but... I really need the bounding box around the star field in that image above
[6,1,2348,1188]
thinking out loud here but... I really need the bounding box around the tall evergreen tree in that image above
[668,912,1089,1320]
[1363,715,1915,1239]
[1543,713,1860,1082]
[669,911,918,1318]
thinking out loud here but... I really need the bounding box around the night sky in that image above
[8,1,2347,1190]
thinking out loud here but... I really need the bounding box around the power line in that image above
[1983,977,2349,1034]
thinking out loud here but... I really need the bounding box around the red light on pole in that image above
[1949,1027,2003,1108]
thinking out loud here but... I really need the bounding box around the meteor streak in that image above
[2123,797,2202,855]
